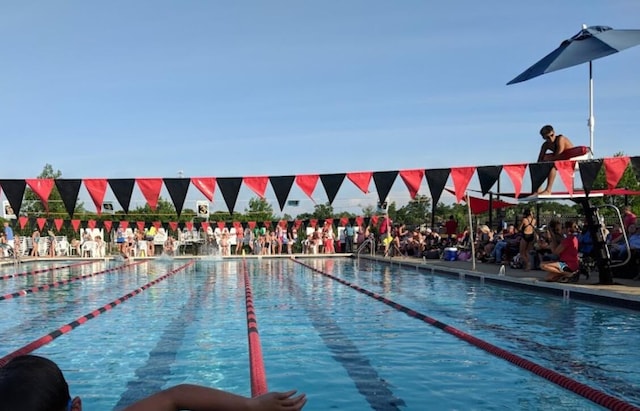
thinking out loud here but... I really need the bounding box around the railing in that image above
[356,236,375,258]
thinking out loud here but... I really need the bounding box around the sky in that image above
[1,1,640,216]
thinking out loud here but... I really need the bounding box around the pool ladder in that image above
[356,237,375,258]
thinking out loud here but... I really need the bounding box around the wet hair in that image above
[540,125,554,137]
[523,208,533,217]
[0,355,71,411]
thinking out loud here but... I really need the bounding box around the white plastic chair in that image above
[82,241,95,257]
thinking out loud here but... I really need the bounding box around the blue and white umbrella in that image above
[508,25,640,154]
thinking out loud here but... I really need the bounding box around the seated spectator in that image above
[0,354,306,411]
[164,236,175,255]
[541,221,580,282]
[475,225,494,262]
[489,224,519,264]
[610,224,640,260]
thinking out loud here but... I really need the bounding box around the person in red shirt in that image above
[444,215,458,246]
[623,206,637,231]
[541,221,580,282]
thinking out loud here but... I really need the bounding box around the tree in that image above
[361,205,376,217]
[22,164,85,217]
[245,198,276,222]
[396,195,431,226]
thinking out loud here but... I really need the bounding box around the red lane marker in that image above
[292,259,640,411]
[0,261,94,281]
[0,260,195,368]
[0,261,145,302]
[242,259,268,397]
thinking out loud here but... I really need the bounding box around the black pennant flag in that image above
[0,179,26,217]
[373,171,398,205]
[320,173,346,205]
[528,163,554,193]
[108,179,135,214]
[629,156,640,181]
[578,160,603,195]
[476,165,502,195]
[163,178,191,217]
[217,177,243,214]
[425,168,450,205]
[55,179,82,218]
[269,175,295,211]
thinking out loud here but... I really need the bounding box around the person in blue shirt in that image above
[3,221,14,250]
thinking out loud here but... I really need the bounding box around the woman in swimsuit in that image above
[519,208,537,270]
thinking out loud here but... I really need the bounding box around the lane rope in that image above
[242,259,268,397]
[0,260,195,367]
[0,261,145,302]
[0,261,94,281]
[292,258,640,411]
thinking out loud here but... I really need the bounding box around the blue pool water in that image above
[1,258,639,410]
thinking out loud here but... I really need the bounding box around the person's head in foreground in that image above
[0,354,306,411]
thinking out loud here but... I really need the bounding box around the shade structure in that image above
[508,25,640,154]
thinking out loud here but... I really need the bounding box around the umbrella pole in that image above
[588,60,595,154]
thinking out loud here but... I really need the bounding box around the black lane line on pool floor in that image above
[352,266,640,404]
[0,263,146,339]
[114,266,216,409]
[0,261,145,301]
[280,263,406,411]
[293,259,640,411]
[0,261,93,281]
[0,261,195,367]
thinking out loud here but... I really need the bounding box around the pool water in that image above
[1,258,639,410]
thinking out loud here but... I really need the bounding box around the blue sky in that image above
[1,1,640,215]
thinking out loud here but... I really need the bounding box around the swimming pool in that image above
[1,257,639,410]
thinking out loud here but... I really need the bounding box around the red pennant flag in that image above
[248,221,256,229]
[83,178,108,214]
[26,179,55,212]
[325,218,334,226]
[279,220,287,228]
[201,221,210,231]
[88,219,97,229]
[36,217,46,230]
[503,164,527,198]
[399,169,424,199]
[169,221,178,232]
[119,220,129,229]
[340,217,348,226]
[191,177,216,202]
[54,218,64,231]
[136,178,163,211]
[451,166,476,203]
[217,221,226,230]
[371,215,379,226]
[347,172,372,194]
[19,216,28,229]
[234,221,242,230]
[185,221,193,231]
[104,220,113,233]
[263,221,271,228]
[604,156,630,189]
[294,219,302,229]
[137,221,145,232]
[310,219,317,228]
[295,174,319,201]
[71,219,81,232]
[555,160,576,195]
[356,216,364,227]
[243,176,269,199]
[153,221,161,229]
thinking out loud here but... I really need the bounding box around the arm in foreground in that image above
[121,384,307,411]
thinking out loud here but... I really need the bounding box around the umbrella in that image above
[508,25,640,154]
